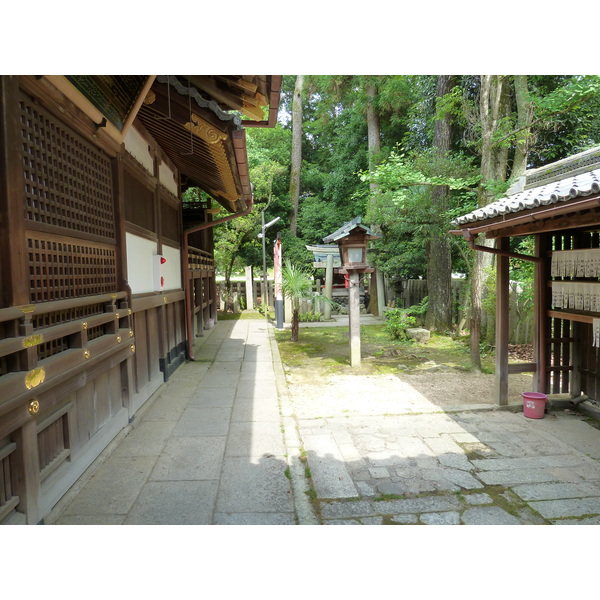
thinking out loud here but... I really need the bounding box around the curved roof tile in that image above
[453,168,600,226]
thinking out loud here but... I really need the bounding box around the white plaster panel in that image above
[123,127,154,174]
[126,233,157,294]
[159,161,178,196]
[162,245,182,290]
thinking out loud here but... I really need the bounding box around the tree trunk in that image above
[426,75,455,332]
[512,75,533,178]
[470,75,506,370]
[291,308,299,342]
[289,75,304,236]
[366,82,382,316]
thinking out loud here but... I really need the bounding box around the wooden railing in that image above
[188,246,214,271]
[0,291,134,418]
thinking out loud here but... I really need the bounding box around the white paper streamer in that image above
[551,281,600,311]
[594,318,600,348]
[551,249,600,279]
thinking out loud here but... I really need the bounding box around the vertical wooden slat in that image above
[13,421,41,524]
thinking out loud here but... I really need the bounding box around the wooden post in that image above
[245,266,254,310]
[348,271,361,367]
[323,254,334,320]
[495,237,510,405]
[533,234,548,393]
[0,76,29,307]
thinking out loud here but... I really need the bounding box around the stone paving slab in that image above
[216,456,294,514]
[124,480,219,525]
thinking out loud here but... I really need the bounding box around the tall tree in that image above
[425,75,456,332]
[365,79,383,316]
[469,75,507,369]
[289,75,304,236]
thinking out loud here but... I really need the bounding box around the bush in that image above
[298,311,322,322]
[384,308,417,340]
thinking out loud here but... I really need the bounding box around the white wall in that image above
[126,234,182,294]
[126,233,157,294]
[123,127,153,174]
[162,245,182,291]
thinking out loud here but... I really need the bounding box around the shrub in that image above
[298,311,322,322]
[384,308,417,340]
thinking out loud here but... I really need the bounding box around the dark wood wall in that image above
[0,76,201,524]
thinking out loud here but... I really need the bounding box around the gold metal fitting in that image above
[25,367,45,390]
[116,336,122,343]
[84,350,91,359]
[28,400,40,415]
[129,330,134,337]
[82,322,88,330]
[130,344,136,353]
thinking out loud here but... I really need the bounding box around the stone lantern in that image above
[323,217,380,367]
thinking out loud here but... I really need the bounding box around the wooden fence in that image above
[216,274,534,344]
[395,278,533,345]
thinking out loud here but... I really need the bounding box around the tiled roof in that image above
[453,169,600,226]
[323,216,380,243]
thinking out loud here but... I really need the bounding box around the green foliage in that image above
[281,259,314,310]
[383,308,417,340]
[298,310,322,322]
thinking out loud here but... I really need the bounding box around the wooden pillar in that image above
[0,75,29,308]
[348,271,361,367]
[495,237,510,405]
[533,234,548,393]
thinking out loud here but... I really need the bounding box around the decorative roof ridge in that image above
[523,145,600,189]
[156,75,242,128]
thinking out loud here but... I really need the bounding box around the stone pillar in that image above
[274,236,283,329]
[245,266,254,310]
[323,254,334,320]
[376,269,385,315]
[348,271,361,367]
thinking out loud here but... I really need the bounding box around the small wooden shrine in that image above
[452,146,600,406]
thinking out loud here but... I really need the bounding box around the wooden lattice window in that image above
[20,91,115,240]
[161,187,180,244]
[124,170,155,233]
[0,441,19,523]
[37,409,70,482]
[27,234,117,303]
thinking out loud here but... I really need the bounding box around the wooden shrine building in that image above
[0,75,281,524]
[452,146,600,406]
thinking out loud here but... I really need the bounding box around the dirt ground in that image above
[281,341,535,419]
[284,368,534,418]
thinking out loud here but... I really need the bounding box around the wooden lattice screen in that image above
[27,233,117,303]
[19,90,118,305]
[20,91,115,239]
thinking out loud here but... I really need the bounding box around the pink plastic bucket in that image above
[522,392,547,419]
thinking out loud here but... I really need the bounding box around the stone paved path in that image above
[46,317,600,525]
